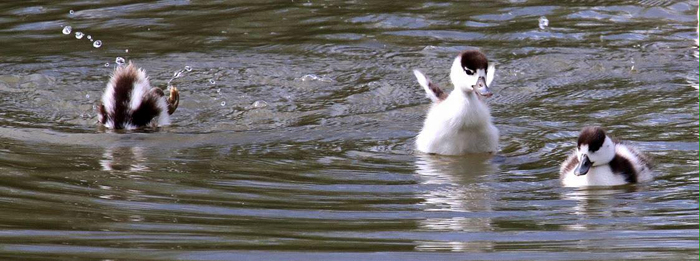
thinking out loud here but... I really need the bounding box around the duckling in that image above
[97,62,179,130]
[560,126,653,187]
[413,50,498,155]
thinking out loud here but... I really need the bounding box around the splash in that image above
[115,57,125,66]
[538,16,549,30]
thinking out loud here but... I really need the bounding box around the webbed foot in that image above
[167,85,179,115]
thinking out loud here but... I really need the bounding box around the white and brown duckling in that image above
[560,126,653,187]
[413,50,498,155]
[97,62,179,130]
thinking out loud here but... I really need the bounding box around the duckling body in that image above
[415,86,498,155]
[97,62,179,130]
[560,126,653,187]
[413,50,498,155]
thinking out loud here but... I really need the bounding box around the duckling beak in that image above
[167,86,179,115]
[474,76,492,97]
[574,155,592,176]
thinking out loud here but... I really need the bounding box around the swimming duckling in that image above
[97,62,179,129]
[413,50,498,155]
[560,126,653,187]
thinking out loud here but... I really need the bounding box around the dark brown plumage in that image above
[577,126,606,152]
[459,50,489,75]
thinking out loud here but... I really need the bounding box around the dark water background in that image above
[0,0,697,260]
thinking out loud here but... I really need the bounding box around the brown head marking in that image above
[577,126,607,152]
[460,50,489,76]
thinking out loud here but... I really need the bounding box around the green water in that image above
[0,1,697,260]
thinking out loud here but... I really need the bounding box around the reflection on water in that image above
[561,186,640,231]
[415,154,496,213]
[414,154,497,251]
[100,146,148,172]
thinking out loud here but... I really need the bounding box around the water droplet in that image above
[85,94,90,99]
[74,31,84,39]
[220,101,226,106]
[216,88,221,93]
[301,74,320,81]
[185,66,192,72]
[62,26,72,35]
[173,71,182,78]
[69,10,75,15]
[209,79,216,84]
[87,35,92,40]
[104,63,110,67]
[92,40,102,48]
[115,57,125,65]
[252,100,268,108]
[538,16,549,30]
[125,49,129,53]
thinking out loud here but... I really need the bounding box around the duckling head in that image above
[449,50,495,98]
[575,126,616,176]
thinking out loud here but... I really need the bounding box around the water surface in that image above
[0,0,697,260]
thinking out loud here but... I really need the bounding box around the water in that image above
[115,57,125,65]
[539,16,549,30]
[61,25,71,35]
[0,1,697,260]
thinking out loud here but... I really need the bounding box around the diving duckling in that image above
[97,62,179,129]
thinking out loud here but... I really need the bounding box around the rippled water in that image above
[0,1,697,260]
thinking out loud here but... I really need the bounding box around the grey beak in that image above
[574,155,592,176]
[474,76,492,97]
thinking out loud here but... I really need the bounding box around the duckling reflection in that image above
[413,154,498,251]
[561,186,639,231]
[100,146,148,172]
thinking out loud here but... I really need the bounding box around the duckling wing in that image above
[486,64,496,86]
[559,149,579,177]
[413,69,447,103]
[629,145,652,169]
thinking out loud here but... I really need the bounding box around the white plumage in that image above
[413,50,499,155]
[560,127,653,187]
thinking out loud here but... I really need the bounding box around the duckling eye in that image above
[463,67,474,75]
